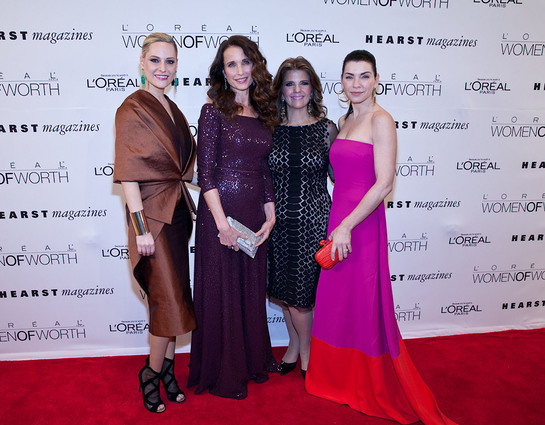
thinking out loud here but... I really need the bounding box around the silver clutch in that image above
[225,216,262,258]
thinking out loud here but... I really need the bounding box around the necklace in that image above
[285,118,317,127]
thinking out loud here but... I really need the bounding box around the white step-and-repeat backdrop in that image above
[2,0,544,360]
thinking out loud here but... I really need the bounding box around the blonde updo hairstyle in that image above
[141,32,178,58]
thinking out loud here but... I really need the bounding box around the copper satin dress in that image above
[114,90,196,337]
[187,103,279,399]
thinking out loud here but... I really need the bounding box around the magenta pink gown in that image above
[306,139,456,424]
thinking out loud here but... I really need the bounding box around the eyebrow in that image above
[344,71,371,76]
[149,55,176,60]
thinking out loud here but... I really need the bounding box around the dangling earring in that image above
[224,76,229,90]
[373,88,377,103]
[280,99,287,122]
[141,69,146,86]
[337,89,349,103]
[307,101,313,116]
[172,77,179,87]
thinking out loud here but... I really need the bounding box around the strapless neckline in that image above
[335,138,373,147]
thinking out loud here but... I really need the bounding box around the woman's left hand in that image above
[256,202,276,247]
[329,223,352,261]
[255,217,275,247]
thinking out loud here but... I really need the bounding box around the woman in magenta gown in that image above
[306,50,457,424]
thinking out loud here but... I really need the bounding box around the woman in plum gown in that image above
[187,35,280,400]
[306,50,457,425]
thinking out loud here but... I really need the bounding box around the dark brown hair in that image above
[272,56,327,124]
[342,49,377,118]
[207,35,276,131]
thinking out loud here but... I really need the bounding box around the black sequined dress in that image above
[267,118,337,307]
[188,103,279,400]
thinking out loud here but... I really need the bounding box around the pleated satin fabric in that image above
[114,90,196,336]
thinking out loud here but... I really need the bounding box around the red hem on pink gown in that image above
[306,336,457,425]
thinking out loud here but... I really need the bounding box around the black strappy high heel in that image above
[159,357,186,403]
[138,365,165,413]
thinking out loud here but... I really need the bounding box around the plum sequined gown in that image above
[267,119,336,307]
[187,104,279,399]
[306,139,457,425]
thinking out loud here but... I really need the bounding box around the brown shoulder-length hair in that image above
[207,35,276,131]
[272,56,327,124]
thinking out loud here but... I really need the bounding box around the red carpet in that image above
[2,328,544,425]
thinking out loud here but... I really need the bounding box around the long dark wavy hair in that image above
[272,56,327,125]
[342,49,377,118]
[207,35,276,131]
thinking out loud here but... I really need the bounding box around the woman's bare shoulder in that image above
[372,106,394,123]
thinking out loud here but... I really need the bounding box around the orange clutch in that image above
[315,240,340,270]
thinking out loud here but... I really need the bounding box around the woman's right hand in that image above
[136,233,155,256]
[218,224,247,252]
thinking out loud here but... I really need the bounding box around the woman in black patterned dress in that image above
[267,57,338,378]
